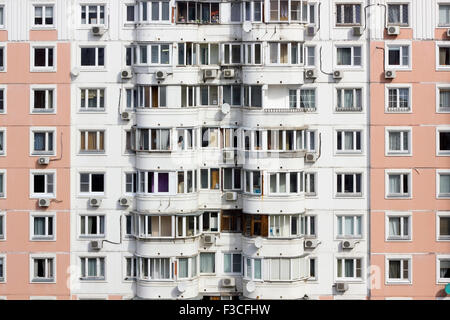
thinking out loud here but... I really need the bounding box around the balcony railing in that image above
[386,106,411,113]
[335,106,363,112]
[264,107,316,113]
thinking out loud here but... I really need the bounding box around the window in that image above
[137,44,170,65]
[244,171,262,194]
[80,47,105,67]
[224,253,241,273]
[438,171,450,198]
[125,214,134,236]
[386,213,411,240]
[80,130,105,153]
[200,86,219,106]
[336,130,362,153]
[300,88,316,110]
[181,86,196,107]
[125,88,137,109]
[223,168,241,191]
[243,43,262,65]
[176,170,196,194]
[221,210,242,232]
[308,258,317,280]
[305,46,315,66]
[336,173,362,197]
[438,129,450,155]
[80,215,105,237]
[0,130,4,155]
[386,129,411,155]
[439,4,450,26]
[243,1,263,22]
[34,5,54,26]
[336,4,362,25]
[176,128,194,150]
[269,42,303,64]
[438,257,450,282]
[439,88,450,112]
[176,215,200,237]
[269,0,310,22]
[337,215,362,238]
[223,43,241,65]
[178,43,196,65]
[243,85,262,108]
[387,45,410,68]
[437,213,450,240]
[139,1,170,22]
[337,46,362,66]
[31,214,54,240]
[222,85,242,106]
[269,172,303,194]
[301,215,316,237]
[137,128,171,151]
[230,2,242,22]
[336,88,362,111]
[125,129,136,153]
[386,171,411,198]
[32,130,55,155]
[244,258,262,280]
[126,5,136,23]
[81,5,105,25]
[203,211,219,232]
[0,171,4,198]
[138,171,171,194]
[80,257,105,280]
[136,86,166,109]
[80,88,105,110]
[0,6,4,28]
[137,215,173,237]
[386,257,410,283]
[176,2,220,24]
[269,214,302,237]
[200,253,215,274]
[438,46,450,67]
[32,88,55,112]
[387,87,410,112]
[125,172,137,194]
[31,172,55,197]
[337,258,362,280]
[33,47,54,69]
[201,127,219,148]
[387,3,409,26]
[32,257,54,282]
[305,172,316,196]
[0,88,4,112]
[243,214,268,237]
[0,256,4,281]
[125,257,137,280]
[80,173,105,194]
[0,213,4,239]
[0,47,4,71]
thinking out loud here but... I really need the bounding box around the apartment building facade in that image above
[0,0,447,301]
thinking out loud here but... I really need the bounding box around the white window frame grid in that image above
[437,211,450,241]
[30,85,56,113]
[124,171,138,194]
[175,215,201,237]
[437,85,450,113]
[222,85,242,106]
[0,128,5,157]
[30,170,56,199]
[0,254,5,282]
[335,129,363,154]
[385,84,412,113]
[243,170,262,195]
[0,5,4,29]
[223,43,242,65]
[304,172,317,197]
[301,215,316,237]
[80,4,106,26]
[243,43,263,65]
[385,255,412,284]
[244,257,263,281]
[136,128,171,151]
[269,214,302,238]
[201,127,220,148]
[124,87,137,109]
[385,211,412,241]
[268,42,304,65]
[30,127,56,156]
[335,87,363,112]
[335,257,363,282]
[79,214,106,238]
[177,255,198,280]
[79,130,105,153]
[181,85,197,107]
[123,255,137,281]
[335,172,363,198]
[385,127,412,156]
[176,170,197,194]
[268,0,311,23]
[176,128,195,151]
[436,43,450,70]
[33,4,55,28]
[0,211,6,240]
[243,1,263,23]
[79,46,105,69]
[137,256,172,280]
[30,44,56,72]
[436,255,450,283]
[138,1,170,23]
[335,3,363,26]
[30,254,56,283]
[223,167,242,191]
[436,127,450,156]
[437,169,450,199]
[136,85,167,109]
[200,168,221,190]
[223,252,242,274]
[135,44,171,65]
[0,44,5,72]
[79,88,105,111]
[385,170,412,199]
[124,213,135,237]
[335,44,363,68]
[336,214,363,239]
[79,172,105,195]
[305,45,316,66]
[124,3,136,24]
[79,256,106,281]
[299,87,316,110]
[30,212,56,241]
[268,172,303,195]
[438,3,450,27]
[0,85,6,113]
[385,42,411,70]
[386,2,410,26]
[199,252,216,275]
[307,256,317,281]
[0,170,5,199]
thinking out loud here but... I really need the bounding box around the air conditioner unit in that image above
[38,198,50,208]
[155,70,166,80]
[306,25,317,36]
[305,69,317,79]
[305,152,317,163]
[341,240,358,249]
[121,69,133,79]
[90,240,103,250]
[221,278,236,287]
[91,26,106,36]
[385,70,396,79]
[447,29,450,37]
[203,69,218,79]
[353,26,363,37]
[37,157,50,165]
[89,197,102,207]
[304,239,320,249]
[121,111,131,121]
[387,26,400,35]
[333,70,343,79]
[223,69,235,78]
[335,282,349,292]
[203,234,215,245]
[119,197,132,206]
[223,150,235,162]
[225,192,238,201]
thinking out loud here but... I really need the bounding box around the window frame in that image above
[268,42,304,65]
[385,169,412,199]
[79,88,106,111]
[437,127,450,156]
[385,127,412,156]
[138,1,170,23]
[385,84,412,113]
[436,43,450,70]
[0,45,5,72]
[385,43,412,70]
[30,170,56,199]
[437,169,450,199]
[335,3,363,26]
[123,256,137,281]
[385,255,412,284]
[437,212,450,241]
[79,172,105,196]
[30,127,56,156]
[79,46,106,69]
[0,128,5,157]
[385,211,412,241]
[79,129,105,154]
[438,3,450,27]
[0,5,4,29]
[0,211,6,240]
[336,214,363,239]
[335,129,363,154]
[80,4,106,26]
[436,255,450,284]
[0,170,5,199]
[30,44,56,72]
[30,212,56,241]
[0,254,5,282]
[79,214,106,238]
[335,172,363,198]
[335,87,363,112]
[30,254,56,283]
[335,257,364,282]
[244,257,263,281]
[199,252,216,275]
[30,86,56,114]
[386,3,410,27]
[79,256,106,281]
[33,4,55,28]
[223,252,242,274]
[437,85,450,113]
[335,44,363,68]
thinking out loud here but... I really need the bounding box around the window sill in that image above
[31,278,55,283]
[335,279,364,283]
[386,280,412,285]
[79,235,106,239]
[31,152,56,157]
[31,109,56,114]
[335,193,363,198]
[386,195,411,199]
[30,68,57,73]
[31,236,55,241]
[31,26,56,30]
[79,278,106,282]
[30,195,56,199]
[78,109,106,113]
[386,152,412,157]
[386,237,412,242]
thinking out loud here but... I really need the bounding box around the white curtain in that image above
[389,217,400,236]
[34,217,45,236]
[200,253,215,273]
[88,258,97,277]
[388,5,400,23]
[389,132,401,151]
[224,254,231,273]
[389,261,400,279]
[440,175,450,194]
[337,48,351,65]
[344,132,354,150]
[345,259,354,277]
[344,90,353,108]
[160,130,170,150]
[344,217,354,236]
[440,5,450,25]
[440,90,450,109]
[389,175,400,194]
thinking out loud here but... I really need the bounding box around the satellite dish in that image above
[243,21,252,33]
[254,237,263,249]
[246,281,256,293]
[221,103,231,115]
[177,282,186,293]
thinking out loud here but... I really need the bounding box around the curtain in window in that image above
[388,5,400,23]
[34,133,45,151]
[300,90,315,108]
[440,90,450,109]
[160,130,170,150]
[224,254,231,273]
[389,217,400,236]
[337,48,351,65]
[440,175,450,194]
[344,132,354,150]
[440,261,450,278]
[389,260,400,278]
[440,5,450,25]
[440,48,450,66]
[344,217,353,236]
[343,90,353,108]
[389,132,401,150]
[88,258,97,277]
[389,175,400,194]
[200,253,215,273]
[345,259,354,277]
[34,217,45,235]
[179,258,188,277]
[88,90,97,108]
